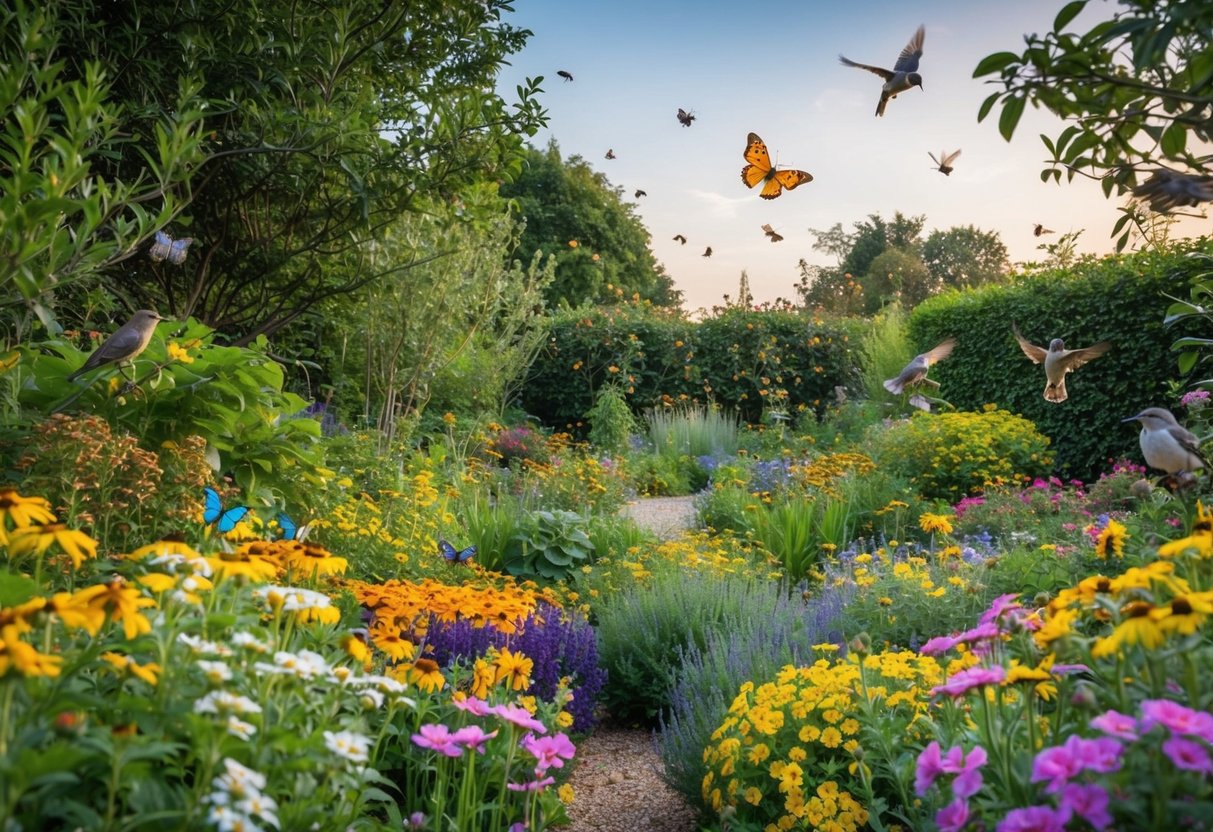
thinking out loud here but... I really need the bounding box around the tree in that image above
[840,212,926,280]
[922,226,1010,290]
[865,249,936,311]
[500,141,680,308]
[975,0,1213,247]
[43,0,546,341]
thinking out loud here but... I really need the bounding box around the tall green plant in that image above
[859,303,912,405]
[645,404,740,458]
[586,384,636,454]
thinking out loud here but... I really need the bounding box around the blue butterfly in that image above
[149,231,194,265]
[276,511,312,542]
[203,486,251,533]
[439,539,476,564]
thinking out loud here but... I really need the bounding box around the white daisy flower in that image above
[197,660,233,685]
[323,730,371,764]
[226,716,257,741]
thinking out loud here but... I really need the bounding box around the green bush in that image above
[586,384,637,454]
[908,243,1212,479]
[645,404,740,457]
[504,509,595,580]
[626,452,708,497]
[872,407,1053,500]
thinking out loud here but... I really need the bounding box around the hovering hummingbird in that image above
[929,149,961,176]
[672,234,687,245]
[1033,223,1055,237]
[839,24,925,117]
[883,337,955,395]
[556,70,574,82]
[1012,325,1111,403]
[761,224,784,242]
[676,108,696,127]
[1122,407,1208,475]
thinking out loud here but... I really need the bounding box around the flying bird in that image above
[557,70,574,82]
[605,149,616,160]
[839,24,926,117]
[702,246,713,258]
[1013,326,1111,403]
[929,149,961,176]
[1132,169,1213,214]
[673,234,687,245]
[1123,407,1208,475]
[67,310,167,382]
[761,224,784,242]
[1033,223,1055,236]
[741,133,812,199]
[883,337,955,396]
[635,189,647,198]
[677,108,696,127]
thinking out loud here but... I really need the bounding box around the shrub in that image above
[645,403,740,458]
[626,452,707,497]
[504,509,595,581]
[490,424,550,467]
[872,406,1053,500]
[585,384,637,454]
[858,302,913,406]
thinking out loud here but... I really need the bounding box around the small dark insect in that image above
[634,189,647,198]
[673,234,687,245]
[677,108,696,127]
[557,70,574,82]
[702,246,713,258]
[605,149,616,160]
[928,148,961,176]
[1033,223,1055,237]
[761,223,784,243]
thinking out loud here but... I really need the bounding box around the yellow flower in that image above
[72,578,157,640]
[493,647,534,691]
[0,489,56,540]
[1095,519,1127,559]
[918,513,954,535]
[282,543,348,578]
[1149,592,1213,635]
[744,786,762,805]
[102,652,161,686]
[166,342,195,364]
[0,624,62,677]
[558,783,575,805]
[341,633,372,667]
[1091,601,1165,658]
[443,412,457,426]
[470,657,495,699]
[409,657,445,693]
[7,523,98,569]
[205,547,279,582]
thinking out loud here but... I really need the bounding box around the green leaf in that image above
[1179,351,1199,374]
[998,96,1026,141]
[977,92,1000,123]
[972,51,1020,78]
[1160,122,1187,157]
[0,571,41,606]
[1053,0,1088,31]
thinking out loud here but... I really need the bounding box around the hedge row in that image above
[521,304,863,429]
[908,243,1212,480]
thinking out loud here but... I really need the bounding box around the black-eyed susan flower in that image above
[7,523,97,569]
[205,546,280,582]
[409,657,445,693]
[1094,519,1128,559]
[493,646,534,691]
[1091,601,1165,658]
[102,651,161,686]
[0,624,63,677]
[1149,591,1213,635]
[72,578,156,640]
[282,542,348,578]
[0,489,55,542]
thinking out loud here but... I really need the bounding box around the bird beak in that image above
[1121,414,1141,423]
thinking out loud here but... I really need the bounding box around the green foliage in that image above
[909,244,1212,479]
[859,303,912,406]
[504,509,595,581]
[873,408,1054,500]
[922,225,1010,291]
[865,248,936,311]
[748,501,823,583]
[627,453,708,497]
[500,141,679,308]
[586,385,637,454]
[457,491,520,573]
[645,404,740,458]
[1163,253,1213,383]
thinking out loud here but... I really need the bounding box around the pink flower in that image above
[452,725,498,754]
[936,799,971,832]
[492,704,547,734]
[916,741,945,796]
[452,696,493,717]
[407,812,427,829]
[920,634,961,656]
[412,723,463,758]
[507,776,555,792]
[1181,389,1210,407]
[1090,709,1139,740]
[1031,735,1123,793]
[952,745,987,800]
[522,732,576,773]
[931,665,1006,698]
[1140,699,1213,742]
[1163,736,1213,775]
[1059,783,1112,831]
[979,593,1022,627]
[995,806,1068,832]
[957,621,1002,645]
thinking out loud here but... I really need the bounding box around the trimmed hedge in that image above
[908,243,1212,480]
[521,303,863,429]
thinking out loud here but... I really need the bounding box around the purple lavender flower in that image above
[1059,783,1113,831]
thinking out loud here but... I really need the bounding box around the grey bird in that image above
[67,310,166,381]
[840,24,925,117]
[883,336,955,395]
[1012,325,1111,403]
[1122,407,1208,475]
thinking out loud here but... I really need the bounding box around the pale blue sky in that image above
[496,1,1206,312]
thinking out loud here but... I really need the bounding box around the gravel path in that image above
[561,497,702,832]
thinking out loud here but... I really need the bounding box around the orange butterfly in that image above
[741,133,812,199]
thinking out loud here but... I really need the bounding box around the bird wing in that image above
[1012,325,1048,364]
[922,337,956,367]
[928,151,942,166]
[893,25,925,72]
[885,359,926,392]
[1171,424,1210,468]
[838,55,893,81]
[942,148,961,165]
[1059,341,1112,371]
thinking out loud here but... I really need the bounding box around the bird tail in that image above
[875,96,887,117]
[1044,380,1067,403]
[883,378,902,395]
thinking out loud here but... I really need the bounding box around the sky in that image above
[493,0,1207,313]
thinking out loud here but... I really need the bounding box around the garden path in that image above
[562,496,701,832]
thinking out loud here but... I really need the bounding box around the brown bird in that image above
[1033,223,1055,237]
[702,246,713,258]
[883,337,955,395]
[929,149,961,176]
[605,149,616,160]
[1013,325,1111,403]
[677,108,696,127]
[67,310,167,382]
[635,189,647,198]
[761,224,784,242]
[557,70,574,82]
[673,234,687,245]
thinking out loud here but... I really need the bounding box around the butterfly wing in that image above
[741,133,772,190]
[168,237,193,265]
[765,169,812,199]
[203,487,223,524]
[216,506,251,534]
[149,231,171,262]
[439,539,457,561]
[455,545,477,563]
[277,512,298,541]
[942,148,961,166]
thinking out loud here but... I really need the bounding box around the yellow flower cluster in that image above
[790,453,876,498]
[0,488,98,569]
[702,651,944,830]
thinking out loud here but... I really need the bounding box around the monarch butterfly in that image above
[149,231,194,265]
[741,133,812,199]
[761,223,784,242]
[439,539,476,564]
[276,512,312,542]
[203,487,250,533]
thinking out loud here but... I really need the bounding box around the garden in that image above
[5,1,1213,831]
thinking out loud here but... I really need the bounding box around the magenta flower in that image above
[995,805,1068,832]
[1059,783,1113,831]
[957,621,1002,645]
[1031,735,1123,793]
[935,799,971,832]
[979,593,1022,627]
[507,776,555,792]
[1163,736,1213,775]
[407,812,427,829]
[491,704,548,734]
[1141,699,1213,742]
[412,723,464,758]
[452,725,498,754]
[931,665,1006,698]
[1090,709,1139,740]
[920,634,961,656]
[952,745,987,800]
[1181,389,1211,407]
[508,824,527,832]
[916,741,945,796]
[523,732,576,773]
[452,696,493,717]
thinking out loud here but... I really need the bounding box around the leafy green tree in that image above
[865,248,936,312]
[922,226,1010,290]
[500,141,680,308]
[975,0,1213,247]
[43,0,545,341]
[839,212,926,280]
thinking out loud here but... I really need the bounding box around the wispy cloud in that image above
[685,189,752,218]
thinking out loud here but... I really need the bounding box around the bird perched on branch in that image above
[840,24,925,117]
[1123,407,1208,476]
[1012,325,1111,403]
[884,337,955,398]
[67,310,166,382]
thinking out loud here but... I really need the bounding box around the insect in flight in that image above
[605,149,616,160]
[1033,223,1055,237]
[928,148,961,176]
[149,231,194,265]
[672,234,687,245]
[761,224,784,243]
[702,246,713,258]
[439,539,477,564]
[676,108,696,127]
[741,133,812,199]
[202,486,250,533]
[556,70,574,82]
[276,511,312,542]
[634,189,647,198]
